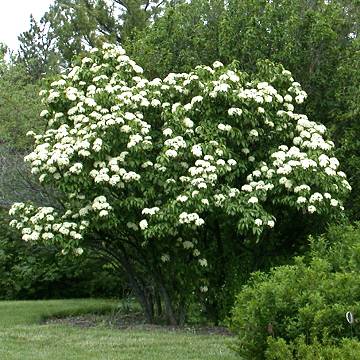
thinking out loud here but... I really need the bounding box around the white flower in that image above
[165,149,177,158]
[183,118,194,128]
[191,145,202,157]
[161,254,170,262]
[228,107,242,116]
[121,125,131,133]
[229,188,239,198]
[330,199,339,207]
[248,197,258,204]
[139,219,148,230]
[133,64,144,74]
[74,248,84,256]
[309,193,323,203]
[214,83,230,92]
[193,249,200,257]
[183,241,194,249]
[250,129,259,137]
[99,210,109,217]
[176,195,188,202]
[69,163,83,174]
[212,61,223,68]
[151,99,161,107]
[241,184,253,192]
[200,286,208,293]
[255,218,263,226]
[284,94,293,102]
[199,258,208,267]
[93,138,103,152]
[297,196,307,204]
[163,128,173,136]
[195,218,205,226]
[308,205,317,213]
[267,220,275,228]
[191,96,203,104]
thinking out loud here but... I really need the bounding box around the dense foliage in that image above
[230,224,360,359]
[127,0,360,219]
[266,337,360,360]
[0,62,44,151]
[0,209,124,299]
[0,6,359,358]
[8,43,350,324]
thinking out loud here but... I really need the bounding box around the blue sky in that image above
[0,0,54,51]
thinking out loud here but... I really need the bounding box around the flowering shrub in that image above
[9,43,350,324]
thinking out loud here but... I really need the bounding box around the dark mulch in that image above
[43,312,233,336]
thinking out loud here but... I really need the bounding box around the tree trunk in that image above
[159,284,178,325]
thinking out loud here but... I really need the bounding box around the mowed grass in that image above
[0,299,237,360]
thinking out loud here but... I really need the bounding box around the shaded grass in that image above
[0,299,117,327]
[0,299,237,359]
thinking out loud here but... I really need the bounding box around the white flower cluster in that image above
[9,43,350,273]
[9,203,87,242]
[179,212,205,226]
[92,196,112,217]
[142,207,160,216]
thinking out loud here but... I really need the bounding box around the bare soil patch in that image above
[44,312,233,336]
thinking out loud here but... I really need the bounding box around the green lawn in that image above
[0,299,237,359]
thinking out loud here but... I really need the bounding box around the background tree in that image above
[17,0,169,75]
[17,15,60,80]
[0,63,44,150]
[126,0,225,78]
[43,0,121,63]
[332,38,360,219]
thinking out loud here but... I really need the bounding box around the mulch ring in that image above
[43,312,233,336]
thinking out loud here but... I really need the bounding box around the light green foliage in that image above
[0,299,237,360]
[266,337,360,360]
[230,224,360,360]
[0,62,44,150]
[0,53,51,208]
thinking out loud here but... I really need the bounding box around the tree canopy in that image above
[9,43,350,323]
